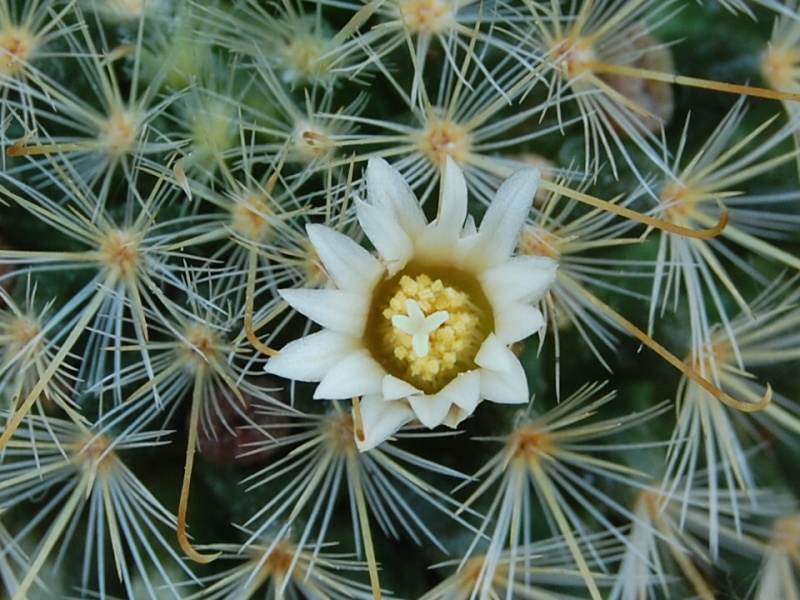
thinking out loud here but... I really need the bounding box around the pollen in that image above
[380,273,483,388]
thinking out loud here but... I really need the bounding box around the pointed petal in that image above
[438,370,481,414]
[279,288,369,336]
[356,198,414,269]
[416,157,469,256]
[480,255,557,305]
[474,334,529,404]
[462,214,477,237]
[314,350,385,399]
[474,333,517,371]
[479,366,529,405]
[366,157,427,236]
[307,224,383,293]
[264,330,356,382]
[470,169,539,269]
[432,156,468,240]
[493,303,545,344]
[355,394,415,452]
[407,392,453,429]
[382,374,421,400]
[441,405,468,428]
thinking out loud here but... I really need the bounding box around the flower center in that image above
[364,262,493,394]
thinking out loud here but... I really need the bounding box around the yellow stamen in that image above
[384,274,480,384]
[365,267,491,394]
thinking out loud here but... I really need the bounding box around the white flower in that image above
[265,157,557,451]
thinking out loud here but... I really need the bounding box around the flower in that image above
[265,156,557,451]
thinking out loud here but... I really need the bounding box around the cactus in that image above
[1,0,800,598]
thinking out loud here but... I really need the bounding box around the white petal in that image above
[479,365,529,405]
[356,198,414,269]
[407,392,454,429]
[437,370,481,414]
[382,374,422,400]
[474,333,517,372]
[416,157,469,256]
[279,288,369,336]
[264,330,356,382]
[366,157,427,237]
[314,350,385,399]
[462,214,477,237]
[470,169,539,269]
[480,255,558,305]
[307,224,383,293]
[474,335,529,404]
[355,394,415,452]
[493,303,545,345]
[441,406,468,428]
[431,156,468,240]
